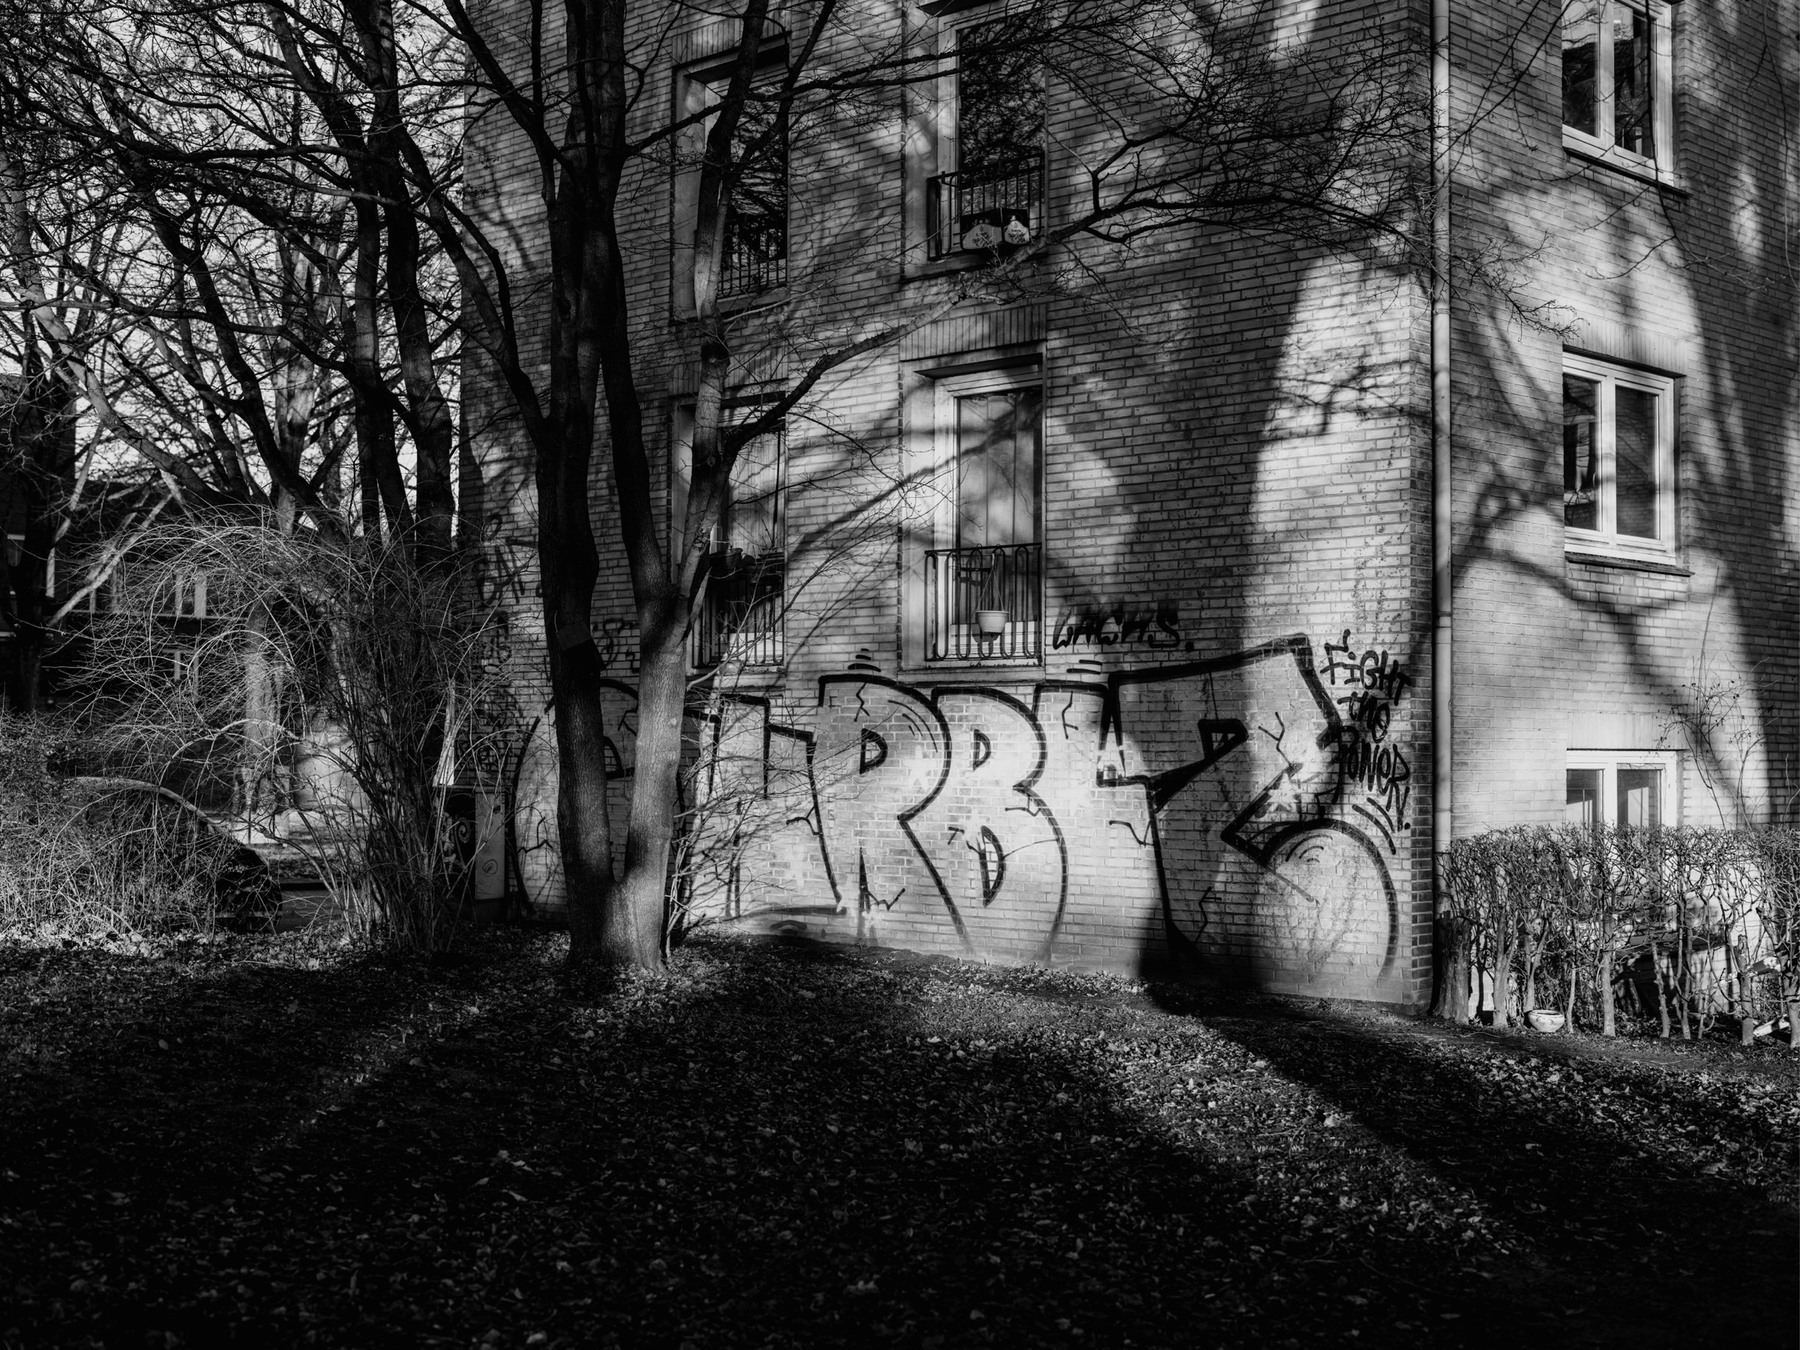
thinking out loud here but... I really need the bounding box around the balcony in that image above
[719,207,786,299]
[926,150,1044,260]
[924,543,1041,663]
[693,550,784,668]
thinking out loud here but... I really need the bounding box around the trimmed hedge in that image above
[1441,827,1800,1039]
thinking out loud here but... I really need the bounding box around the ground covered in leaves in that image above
[0,928,1794,1349]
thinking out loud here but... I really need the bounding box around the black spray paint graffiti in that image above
[1322,630,1412,855]
[667,635,1404,995]
[1050,605,1184,651]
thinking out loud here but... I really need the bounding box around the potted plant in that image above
[975,607,1009,638]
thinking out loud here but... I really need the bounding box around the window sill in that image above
[671,286,790,322]
[905,657,1046,680]
[1562,132,1686,194]
[1565,547,1690,577]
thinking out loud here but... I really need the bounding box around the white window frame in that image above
[928,365,1041,554]
[903,0,1046,269]
[1562,351,1676,561]
[909,363,1043,666]
[1566,749,1679,828]
[1561,0,1676,185]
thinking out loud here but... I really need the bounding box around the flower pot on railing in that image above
[975,609,1009,638]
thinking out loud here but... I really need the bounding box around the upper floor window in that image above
[1562,0,1674,180]
[675,56,788,308]
[923,8,1045,260]
[1563,352,1675,558]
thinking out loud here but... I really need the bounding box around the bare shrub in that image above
[0,713,270,936]
[1444,824,1796,1040]
[72,522,511,954]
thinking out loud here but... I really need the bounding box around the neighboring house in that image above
[467,0,1799,1005]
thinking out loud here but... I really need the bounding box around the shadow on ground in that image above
[0,932,1791,1349]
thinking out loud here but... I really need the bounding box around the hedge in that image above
[1440,827,1800,1041]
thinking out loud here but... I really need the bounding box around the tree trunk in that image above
[1600,947,1616,1037]
[604,588,687,968]
[1430,913,1470,1022]
[1650,939,1672,1038]
[1734,934,1754,1047]
[1491,932,1514,1030]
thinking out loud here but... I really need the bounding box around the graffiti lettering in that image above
[677,634,1404,998]
[1050,605,1183,650]
[1322,629,1411,853]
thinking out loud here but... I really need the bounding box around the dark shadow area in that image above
[1148,981,1799,1349]
[0,932,1689,1349]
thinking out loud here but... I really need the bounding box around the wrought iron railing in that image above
[926,150,1044,260]
[693,551,784,667]
[924,543,1041,662]
[719,208,787,299]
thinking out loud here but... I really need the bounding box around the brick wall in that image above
[464,0,1464,1005]
[1451,0,1800,835]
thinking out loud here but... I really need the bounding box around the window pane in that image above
[728,427,783,558]
[1562,2,1599,135]
[1618,768,1661,828]
[1612,3,1654,157]
[957,388,1040,549]
[1614,385,1659,539]
[1563,374,1599,531]
[1567,769,1602,828]
[721,87,787,296]
[956,16,1045,181]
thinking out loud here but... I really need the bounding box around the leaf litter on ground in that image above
[0,927,1793,1349]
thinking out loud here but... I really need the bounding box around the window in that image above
[1566,751,1677,829]
[674,57,788,307]
[1561,0,1674,180]
[1562,353,1675,556]
[922,368,1042,661]
[673,407,784,667]
[922,8,1045,260]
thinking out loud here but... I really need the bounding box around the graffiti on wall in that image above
[1050,604,1184,651]
[1322,630,1413,856]
[508,633,1409,994]
[672,633,1408,996]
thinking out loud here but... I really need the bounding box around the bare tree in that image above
[5,0,1437,968]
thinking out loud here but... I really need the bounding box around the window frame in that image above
[671,45,790,314]
[911,362,1044,667]
[1562,351,1677,562]
[1566,749,1679,829]
[670,398,787,670]
[1561,0,1676,185]
[904,0,1047,270]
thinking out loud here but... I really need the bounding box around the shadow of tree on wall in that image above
[1451,2,1799,827]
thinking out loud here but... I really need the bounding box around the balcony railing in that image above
[720,208,787,299]
[925,542,1042,662]
[693,551,784,668]
[926,150,1044,260]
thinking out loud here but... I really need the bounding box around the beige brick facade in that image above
[465,0,1798,1007]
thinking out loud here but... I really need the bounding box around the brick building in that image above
[466,0,1799,1006]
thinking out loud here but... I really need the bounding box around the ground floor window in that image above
[923,367,1042,663]
[672,406,785,668]
[1565,750,1678,828]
